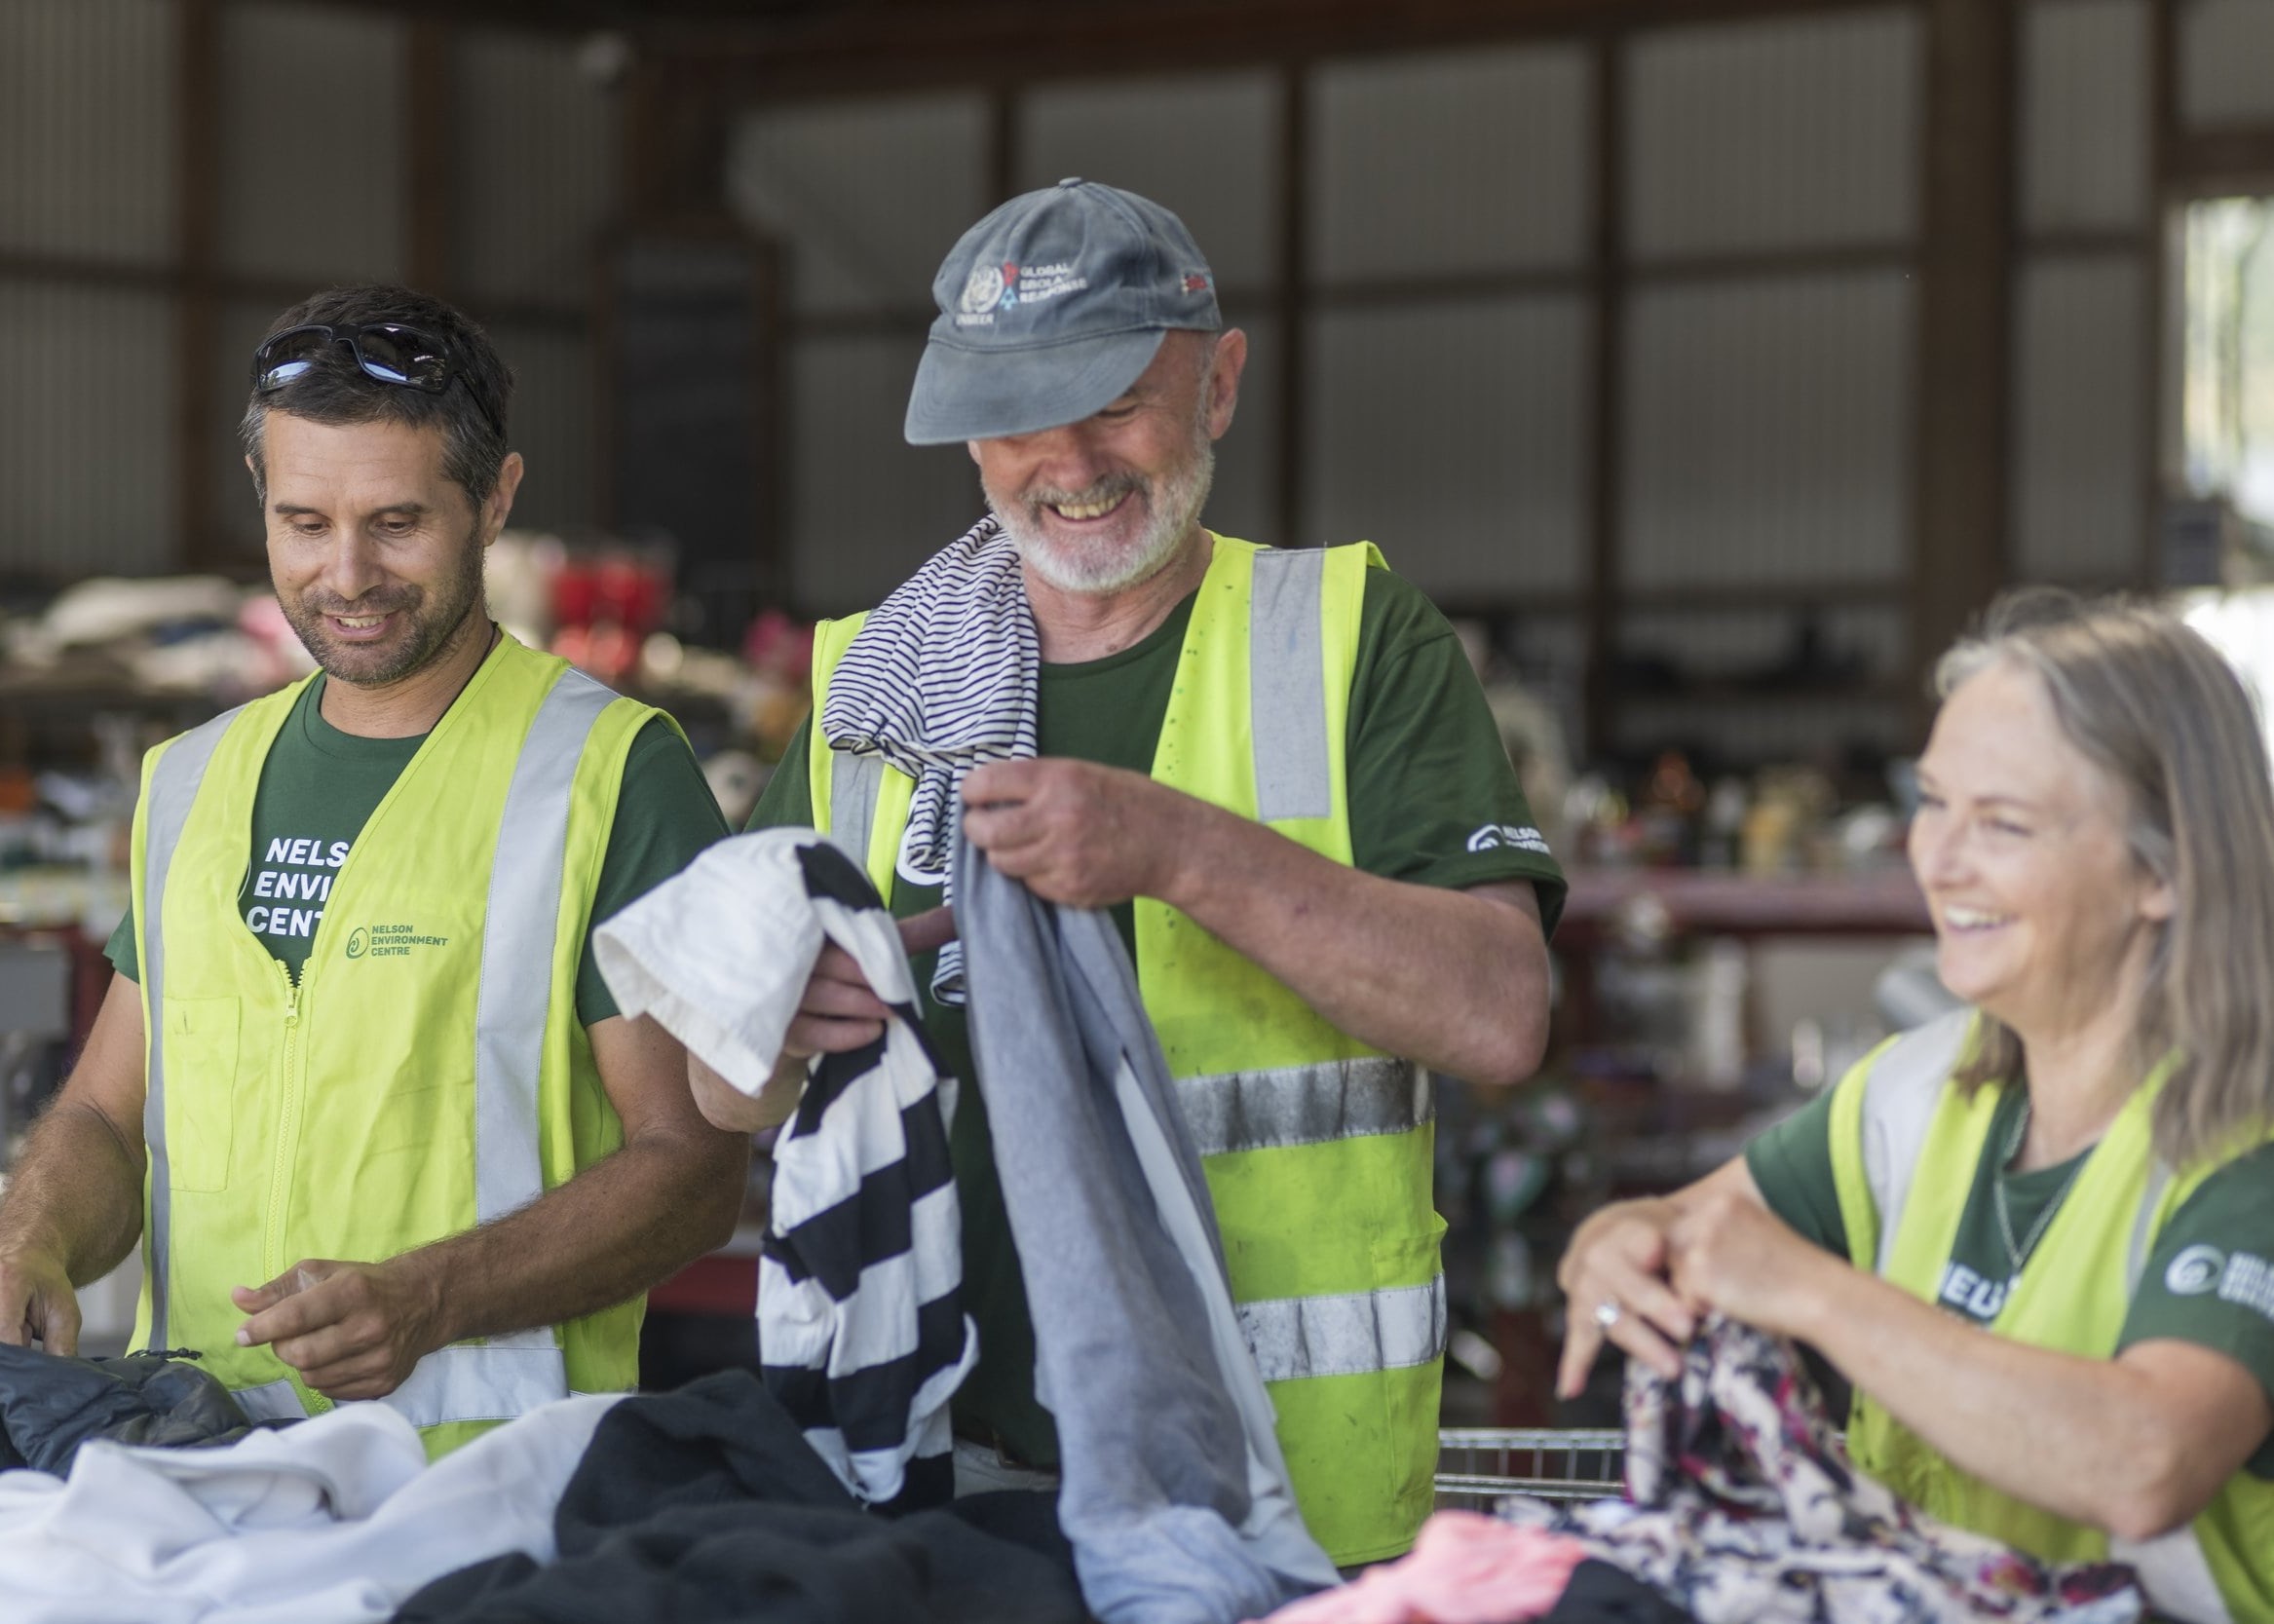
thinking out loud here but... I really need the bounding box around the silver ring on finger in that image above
[1592,1299,1623,1331]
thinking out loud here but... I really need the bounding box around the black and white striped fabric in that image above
[590,829,976,1513]
[817,514,1035,1003]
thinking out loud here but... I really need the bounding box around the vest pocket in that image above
[161,996,239,1192]
[1372,1213,1450,1514]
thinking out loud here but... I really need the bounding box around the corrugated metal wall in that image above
[2010,0,2152,590]
[1308,298,1590,596]
[2020,0,2148,232]
[1021,72,1281,290]
[0,0,176,266]
[452,29,617,310]
[731,94,989,319]
[1626,9,1919,258]
[0,0,179,576]
[0,283,177,576]
[1612,8,1918,759]
[219,3,406,285]
[2180,0,2274,127]
[1623,274,1914,591]
[1305,41,1589,607]
[2,1,614,582]
[1309,46,1591,279]
[732,92,987,610]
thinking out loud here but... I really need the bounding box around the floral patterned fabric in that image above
[1501,1317,2147,1624]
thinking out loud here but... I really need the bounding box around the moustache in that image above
[300,590,420,617]
[1021,472,1143,510]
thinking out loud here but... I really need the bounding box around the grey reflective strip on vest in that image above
[139,704,247,1349]
[231,1378,309,1423]
[387,668,608,1425]
[1239,1275,1448,1383]
[1175,1055,1428,1159]
[383,1332,568,1426]
[829,748,888,881]
[2127,1161,2175,1296]
[1862,1008,1974,1273]
[472,668,613,1227]
[1249,548,1332,822]
[2111,1527,2232,1624]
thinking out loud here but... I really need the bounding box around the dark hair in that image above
[1935,586,2274,1168]
[240,284,513,510]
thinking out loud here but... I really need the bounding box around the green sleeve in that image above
[1345,572,1568,937]
[744,713,815,832]
[1744,1086,1849,1259]
[2119,1143,2274,1478]
[577,716,733,1026]
[105,903,139,984]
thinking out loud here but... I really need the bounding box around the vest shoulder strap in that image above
[1861,1007,1975,1274]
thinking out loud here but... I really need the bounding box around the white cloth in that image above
[815,514,1035,1001]
[594,828,977,1509]
[0,1392,616,1624]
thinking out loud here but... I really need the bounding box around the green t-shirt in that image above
[1747,1076,2274,1477]
[747,563,1568,1465]
[107,672,730,1027]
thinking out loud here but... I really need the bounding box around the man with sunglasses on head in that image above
[0,285,747,1455]
[714,181,1564,1567]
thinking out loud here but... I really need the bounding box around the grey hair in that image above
[1935,587,2274,1168]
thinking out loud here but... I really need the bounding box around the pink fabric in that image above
[1252,1513,1590,1624]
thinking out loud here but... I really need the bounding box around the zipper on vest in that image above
[262,960,330,1416]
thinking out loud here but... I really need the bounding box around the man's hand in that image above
[779,906,958,1060]
[0,1246,82,1354]
[232,1258,446,1401]
[690,907,957,1135]
[962,759,1193,909]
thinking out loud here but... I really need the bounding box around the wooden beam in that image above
[2169,128,2274,195]
[1908,0,2014,726]
[640,0,1907,103]
[0,252,588,331]
[983,82,1018,207]
[1272,61,1310,550]
[177,0,223,572]
[2145,0,2177,589]
[405,19,454,293]
[1581,32,1625,761]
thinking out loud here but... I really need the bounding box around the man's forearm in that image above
[1158,799,1551,1084]
[0,1099,144,1283]
[394,1125,747,1346]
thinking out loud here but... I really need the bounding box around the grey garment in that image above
[0,1343,276,1475]
[953,819,1339,1624]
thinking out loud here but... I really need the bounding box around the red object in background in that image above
[1491,1306,1561,1427]
[742,608,814,683]
[550,548,672,684]
[649,1253,757,1317]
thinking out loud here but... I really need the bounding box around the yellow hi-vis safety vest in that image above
[1826,1008,2274,1624]
[129,632,658,1458]
[808,536,1446,1565]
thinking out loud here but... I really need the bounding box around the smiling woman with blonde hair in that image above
[1555,589,2274,1624]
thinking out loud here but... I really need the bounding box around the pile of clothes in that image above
[1257,1318,2147,1624]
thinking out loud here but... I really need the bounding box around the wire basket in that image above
[1434,1428,1626,1512]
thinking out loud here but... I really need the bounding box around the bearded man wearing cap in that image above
[713,180,1565,1566]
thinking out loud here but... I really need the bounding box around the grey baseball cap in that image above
[904,178,1222,445]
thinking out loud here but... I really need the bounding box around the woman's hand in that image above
[1555,1197,1698,1395]
[1665,1190,1839,1341]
